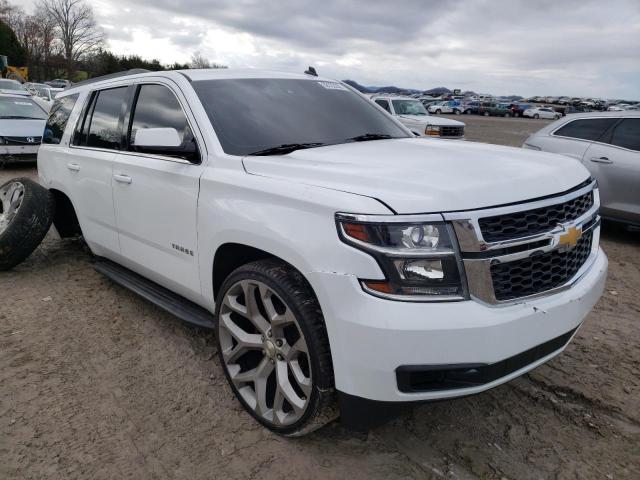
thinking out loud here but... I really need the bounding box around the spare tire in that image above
[0,178,54,271]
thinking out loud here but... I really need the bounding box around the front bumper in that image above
[1,144,39,162]
[307,247,607,402]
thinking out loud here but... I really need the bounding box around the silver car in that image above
[523,112,639,227]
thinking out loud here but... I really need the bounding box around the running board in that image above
[94,259,215,329]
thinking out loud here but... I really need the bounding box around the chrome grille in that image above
[446,180,600,304]
[479,191,593,242]
[490,230,593,301]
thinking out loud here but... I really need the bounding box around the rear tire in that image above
[0,178,54,271]
[215,259,337,436]
[534,114,540,119]
[435,109,441,114]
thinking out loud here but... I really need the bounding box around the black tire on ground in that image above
[454,109,461,115]
[0,178,54,271]
[465,109,471,114]
[504,113,511,117]
[215,259,337,436]
[484,111,490,116]
[534,114,540,119]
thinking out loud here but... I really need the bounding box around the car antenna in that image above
[304,66,318,76]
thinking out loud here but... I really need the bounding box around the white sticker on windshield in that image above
[14,101,32,106]
[317,81,348,91]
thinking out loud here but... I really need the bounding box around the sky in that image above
[22,0,640,98]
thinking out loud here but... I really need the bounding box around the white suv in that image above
[14,69,607,436]
[372,95,465,138]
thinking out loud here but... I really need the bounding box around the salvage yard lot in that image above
[1,116,639,479]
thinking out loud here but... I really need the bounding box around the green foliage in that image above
[0,18,26,66]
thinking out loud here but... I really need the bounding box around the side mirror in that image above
[133,127,181,148]
[132,127,199,163]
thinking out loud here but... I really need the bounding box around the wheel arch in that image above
[49,188,82,238]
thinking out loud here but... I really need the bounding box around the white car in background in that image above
[25,83,57,112]
[427,101,462,115]
[0,93,47,162]
[372,96,465,138]
[523,111,639,226]
[523,107,561,119]
[0,79,30,96]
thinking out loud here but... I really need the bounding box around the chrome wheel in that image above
[0,181,24,234]
[219,279,312,426]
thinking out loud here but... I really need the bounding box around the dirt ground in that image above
[1,116,639,479]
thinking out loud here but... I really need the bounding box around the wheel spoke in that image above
[289,359,312,396]
[220,312,263,351]
[242,282,271,334]
[275,360,306,413]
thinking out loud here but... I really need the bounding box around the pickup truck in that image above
[0,69,607,436]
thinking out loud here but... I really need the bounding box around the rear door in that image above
[111,80,206,301]
[66,86,128,256]
[583,117,640,223]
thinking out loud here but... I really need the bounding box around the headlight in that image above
[424,125,440,137]
[336,214,468,301]
[425,125,441,136]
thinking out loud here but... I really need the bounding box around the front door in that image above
[111,82,205,301]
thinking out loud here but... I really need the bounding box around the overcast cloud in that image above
[23,0,640,98]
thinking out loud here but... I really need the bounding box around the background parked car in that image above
[44,79,72,89]
[0,92,47,162]
[427,100,462,115]
[372,96,465,138]
[523,111,639,226]
[523,106,561,119]
[0,79,30,96]
[510,103,533,117]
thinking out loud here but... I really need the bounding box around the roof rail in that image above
[72,69,151,87]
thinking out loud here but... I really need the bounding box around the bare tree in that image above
[190,52,211,69]
[40,0,104,79]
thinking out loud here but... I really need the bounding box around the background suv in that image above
[523,111,639,226]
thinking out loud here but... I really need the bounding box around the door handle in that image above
[66,163,80,172]
[590,157,613,164]
[113,174,132,184]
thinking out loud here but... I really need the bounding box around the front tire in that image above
[0,178,54,271]
[534,114,540,119]
[215,259,337,436]
[435,109,441,114]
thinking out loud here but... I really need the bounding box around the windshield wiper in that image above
[247,142,326,156]
[347,133,394,142]
[0,116,44,120]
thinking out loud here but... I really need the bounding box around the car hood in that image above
[0,119,46,137]
[398,114,465,127]
[242,138,590,214]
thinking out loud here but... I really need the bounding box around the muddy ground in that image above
[1,116,639,479]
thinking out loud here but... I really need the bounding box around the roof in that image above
[560,110,639,119]
[62,68,336,96]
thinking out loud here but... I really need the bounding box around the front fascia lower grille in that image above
[443,180,600,305]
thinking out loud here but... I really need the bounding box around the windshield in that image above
[192,78,409,156]
[0,80,25,91]
[391,99,428,115]
[0,97,47,119]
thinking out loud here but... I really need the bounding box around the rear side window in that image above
[375,99,391,113]
[86,87,127,150]
[609,118,640,151]
[553,118,617,142]
[128,84,190,147]
[43,94,78,144]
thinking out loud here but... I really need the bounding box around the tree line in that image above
[0,0,225,82]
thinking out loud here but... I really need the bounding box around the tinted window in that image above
[129,84,190,147]
[554,118,617,141]
[192,79,409,156]
[87,87,127,150]
[610,118,640,151]
[375,99,391,113]
[43,94,78,144]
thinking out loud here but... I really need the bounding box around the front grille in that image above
[491,230,593,301]
[2,136,42,145]
[440,126,464,137]
[479,191,593,243]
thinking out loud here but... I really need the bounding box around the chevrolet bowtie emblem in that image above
[558,225,582,250]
